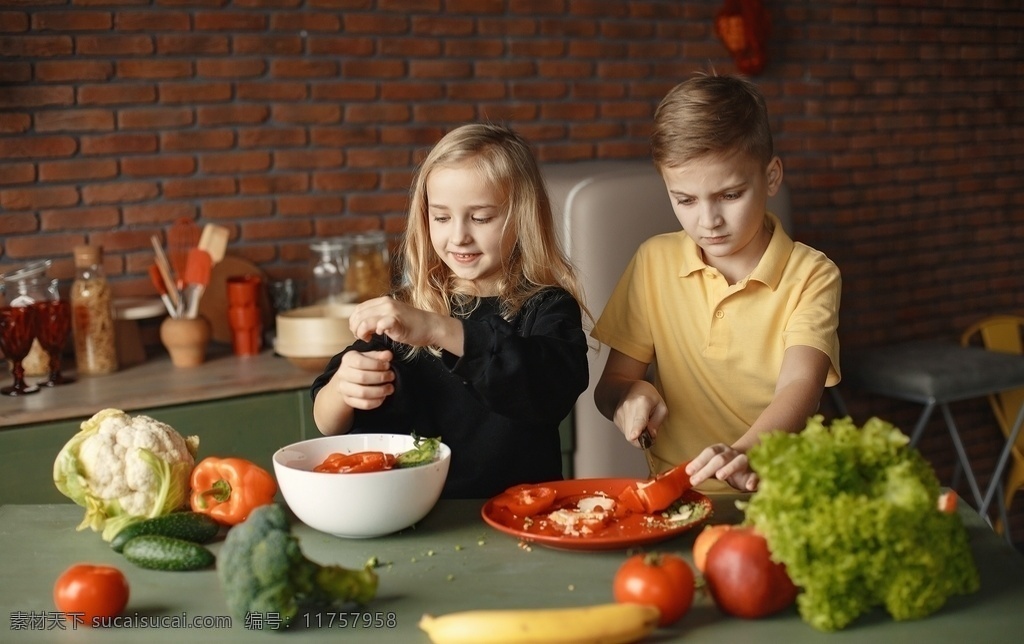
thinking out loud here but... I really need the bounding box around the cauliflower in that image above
[53,408,200,541]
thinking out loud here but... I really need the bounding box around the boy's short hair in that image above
[651,74,774,170]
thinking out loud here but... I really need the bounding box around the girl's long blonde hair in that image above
[396,123,589,345]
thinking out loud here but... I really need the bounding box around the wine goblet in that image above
[0,304,40,396]
[35,299,75,386]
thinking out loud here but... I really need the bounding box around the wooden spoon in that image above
[198,224,230,265]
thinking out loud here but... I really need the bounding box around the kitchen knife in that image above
[638,428,656,477]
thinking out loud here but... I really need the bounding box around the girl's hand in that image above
[349,297,442,347]
[331,349,395,410]
[685,444,760,492]
[612,381,668,447]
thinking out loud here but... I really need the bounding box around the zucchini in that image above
[122,535,216,571]
[111,512,221,553]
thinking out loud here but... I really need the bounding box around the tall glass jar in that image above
[346,231,391,303]
[70,245,118,375]
[308,238,351,305]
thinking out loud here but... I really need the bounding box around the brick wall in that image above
[1,1,1023,534]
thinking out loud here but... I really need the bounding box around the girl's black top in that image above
[311,288,589,499]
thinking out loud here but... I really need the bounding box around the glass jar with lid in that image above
[308,238,352,305]
[70,245,118,375]
[345,231,391,303]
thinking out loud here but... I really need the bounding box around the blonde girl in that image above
[312,123,590,499]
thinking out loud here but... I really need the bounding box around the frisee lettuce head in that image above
[743,415,979,631]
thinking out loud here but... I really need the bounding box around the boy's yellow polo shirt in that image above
[592,214,841,485]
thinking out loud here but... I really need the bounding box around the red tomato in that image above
[938,490,958,514]
[493,484,558,517]
[703,526,798,619]
[692,524,733,573]
[53,564,129,626]
[613,552,695,626]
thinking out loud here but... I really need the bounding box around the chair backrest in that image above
[542,160,793,478]
[961,315,1024,454]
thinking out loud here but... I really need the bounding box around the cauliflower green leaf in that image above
[744,416,979,632]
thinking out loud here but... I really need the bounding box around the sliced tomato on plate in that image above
[493,484,558,517]
[618,461,693,514]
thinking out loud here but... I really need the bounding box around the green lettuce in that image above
[743,416,979,631]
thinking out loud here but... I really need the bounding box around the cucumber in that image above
[122,535,216,571]
[111,512,221,553]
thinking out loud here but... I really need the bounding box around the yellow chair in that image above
[961,315,1024,536]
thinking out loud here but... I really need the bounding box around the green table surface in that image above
[1,496,1022,643]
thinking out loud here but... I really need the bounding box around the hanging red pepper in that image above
[189,457,278,525]
[714,0,771,76]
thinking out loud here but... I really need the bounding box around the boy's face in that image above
[661,150,783,281]
[426,160,514,297]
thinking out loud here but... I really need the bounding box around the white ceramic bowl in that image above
[273,433,451,538]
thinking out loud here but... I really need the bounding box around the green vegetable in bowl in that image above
[396,433,442,468]
[53,408,200,542]
[218,503,378,629]
[743,416,979,632]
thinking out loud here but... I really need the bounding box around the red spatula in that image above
[183,248,212,319]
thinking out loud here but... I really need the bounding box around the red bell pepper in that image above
[189,457,277,525]
[313,451,397,474]
[617,461,693,514]
[714,0,771,76]
[492,484,558,517]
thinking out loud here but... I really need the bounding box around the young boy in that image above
[592,74,841,493]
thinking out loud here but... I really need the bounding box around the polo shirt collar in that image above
[678,212,794,290]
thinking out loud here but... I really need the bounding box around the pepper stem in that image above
[195,478,232,509]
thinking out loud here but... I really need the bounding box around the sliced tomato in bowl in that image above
[492,484,558,517]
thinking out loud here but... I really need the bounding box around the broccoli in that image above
[744,416,980,632]
[217,504,378,629]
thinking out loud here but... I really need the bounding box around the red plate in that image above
[481,478,712,551]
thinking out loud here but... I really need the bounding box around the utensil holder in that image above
[160,316,211,367]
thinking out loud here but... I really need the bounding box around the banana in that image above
[418,602,660,644]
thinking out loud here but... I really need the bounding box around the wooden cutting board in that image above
[197,255,273,344]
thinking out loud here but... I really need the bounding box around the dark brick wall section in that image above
[1,0,1023,535]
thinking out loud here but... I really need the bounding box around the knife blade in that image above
[638,428,656,477]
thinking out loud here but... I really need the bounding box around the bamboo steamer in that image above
[274,303,358,372]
